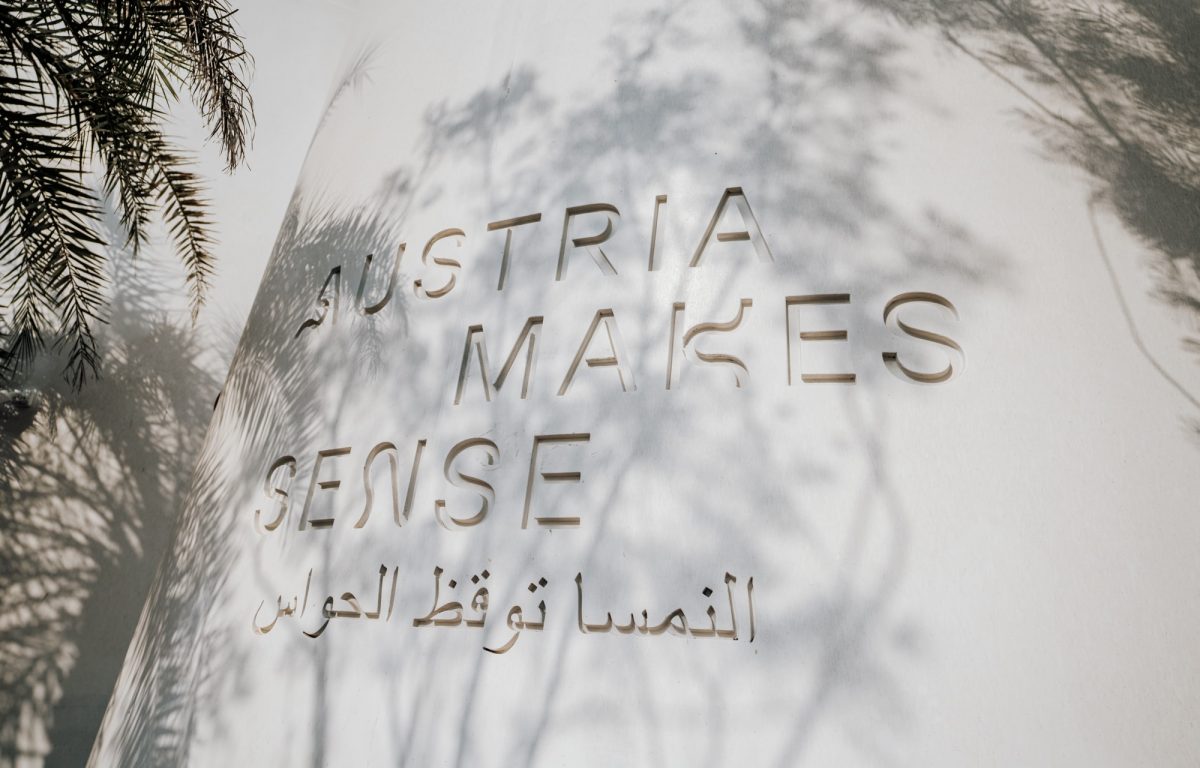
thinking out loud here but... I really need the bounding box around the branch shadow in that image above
[323,2,1008,765]
[0,205,220,767]
[85,1,1017,765]
[864,0,1200,420]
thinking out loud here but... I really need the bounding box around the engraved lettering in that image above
[523,433,590,528]
[413,228,465,300]
[882,292,965,383]
[691,187,773,267]
[667,299,753,389]
[299,447,352,530]
[295,266,341,338]
[559,309,635,396]
[454,317,544,405]
[488,213,541,291]
[785,294,856,384]
[648,194,667,271]
[557,203,620,280]
[255,455,297,532]
[436,438,499,529]
[357,244,404,315]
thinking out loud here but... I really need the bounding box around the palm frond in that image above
[0,0,253,387]
[0,78,106,384]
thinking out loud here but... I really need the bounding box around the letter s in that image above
[435,437,499,528]
[882,292,964,383]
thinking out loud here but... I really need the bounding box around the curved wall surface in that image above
[91,1,1200,765]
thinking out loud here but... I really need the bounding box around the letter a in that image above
[691,187,773,267]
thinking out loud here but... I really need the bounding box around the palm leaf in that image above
[0,0,253,386]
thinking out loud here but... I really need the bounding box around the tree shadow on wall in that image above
[0,206,220,768]
[88,2,1011,766]
[865,0,1200,415]
[85,50,412,764]
[352,2,1008,766]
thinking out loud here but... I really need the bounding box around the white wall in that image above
[0,4,352,765]
[9,1,1200,766]
[95,1,1200,765]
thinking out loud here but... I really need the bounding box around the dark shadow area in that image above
[83,49,410,765]
[0,206,220,767]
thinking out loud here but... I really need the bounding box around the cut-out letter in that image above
[494,317,544,399]
[454,317,544,405]
[455,325,493,405]
[785,294,856,384]
[357,442,400,529]
[295,266,341,338]
[558,203,620,281]
[356,439,425,528]
[255,455,297,532]
[666,299,753,389]
[488,213,541,291]
[882,292,965,383]
[559,309,635,395]
[299,447,352,530]
[414,228,465,300]
[435,438,499,529]
[523,433,590,528]
[691,187,773,267]
[357,244,404,315]
[648,194,667,271]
